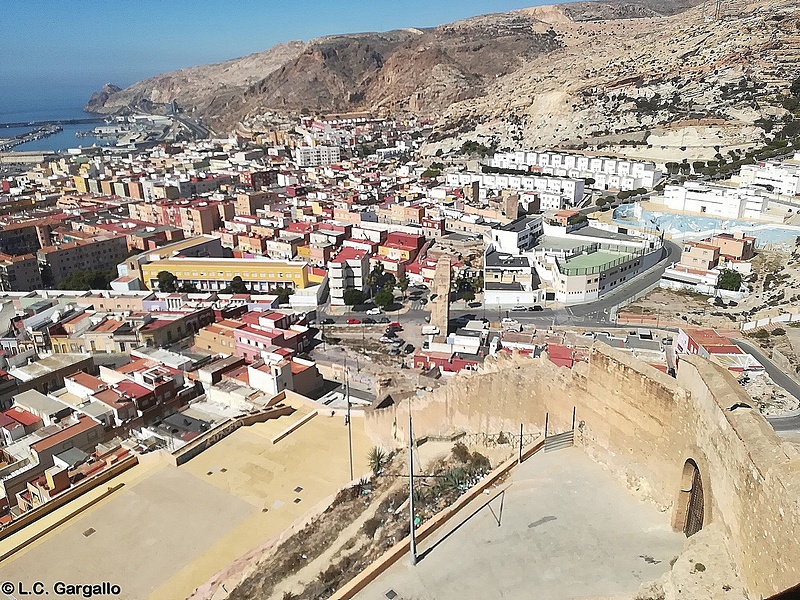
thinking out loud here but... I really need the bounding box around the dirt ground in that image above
[742,371,800,416]
[221,442,498,600]
[626,250,800,331]
[625,248,800,413]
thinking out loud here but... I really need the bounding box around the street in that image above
[315,240,681,331]
[732,338,800,432]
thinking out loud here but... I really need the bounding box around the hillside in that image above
[86,0,800,157]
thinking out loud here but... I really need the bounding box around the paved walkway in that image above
[355,447,685,600]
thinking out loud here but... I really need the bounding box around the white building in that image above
[486,150,663,191]
[663,182,767,220]
[487,216,544,254]
[738,152,800,197]
[295,145,341,168]
[483,218,664,305]
[327,246,370,306]
[445,172,584,206]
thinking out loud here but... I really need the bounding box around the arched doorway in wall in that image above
[676,459,705,537]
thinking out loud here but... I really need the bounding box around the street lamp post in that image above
[408,413,417,565]
[346,368,354,481]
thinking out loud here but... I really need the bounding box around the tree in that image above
[272,286,294,304]
[178,281,199,293]
[366,262,385,292]
[343,288,366,306]
[567,213,588,226]
[397,275,410,296]
[374,285,395,309]
[157,271,177,293]
[718,269,743,291]
[58,269,116,291]
[462,290,476,303]
[229,276,248,294]
[791,76,800,98]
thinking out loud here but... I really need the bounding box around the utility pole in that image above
[408,414,418,565]
[346,369,354,481]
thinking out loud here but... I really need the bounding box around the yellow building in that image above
[140,257,312,293]
[72,176,89,193]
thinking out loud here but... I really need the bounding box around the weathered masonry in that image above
[366,344,800,598]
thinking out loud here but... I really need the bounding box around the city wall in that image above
[365,344,800,598]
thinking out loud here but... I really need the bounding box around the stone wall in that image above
[364,344,800,598]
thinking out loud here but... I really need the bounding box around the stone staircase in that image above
[544,430,575,453]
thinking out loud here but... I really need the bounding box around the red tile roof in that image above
[3,407,42,427]
[30,415,99,454]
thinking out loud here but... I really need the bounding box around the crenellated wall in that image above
[365,344,800,598]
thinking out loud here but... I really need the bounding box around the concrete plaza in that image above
[355,447,686,600]
[0,404,372,600]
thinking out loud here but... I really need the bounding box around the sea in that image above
[0,80,113,152]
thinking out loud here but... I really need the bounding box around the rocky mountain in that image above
[85,41,306,117]
[87,0,799,158]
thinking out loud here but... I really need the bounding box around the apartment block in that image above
[705,232,756,261]
[681,242,721,270]
[295,145,341,168]
[445,172,584,206]
[328,247,370,305]
[738,152,800,197]
[0,253,43,292]
[487,151,663,191]
[37,236,129,287]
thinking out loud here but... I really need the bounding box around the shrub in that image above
[772,328,786,336]
[368,447,387,477]
[451,442,472,463]
[361,517,381,538]
[718,269,742,291]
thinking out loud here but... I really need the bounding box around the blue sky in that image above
[2,0,566,92]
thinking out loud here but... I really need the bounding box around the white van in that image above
[421,325,440,336]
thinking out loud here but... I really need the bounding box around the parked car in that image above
[389,322,402,329]
[346,318,361,325]
[321,318,335,325]
[363,318,376,324]
[383,330,398,338]
[389,347,401,356]
[529,305,544,312]
[366,307,382,315]
[511,305,527,312]
[391,338,404,346]
[429,294,438,301]
[379,335,394,343]
[404,343,415,354]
